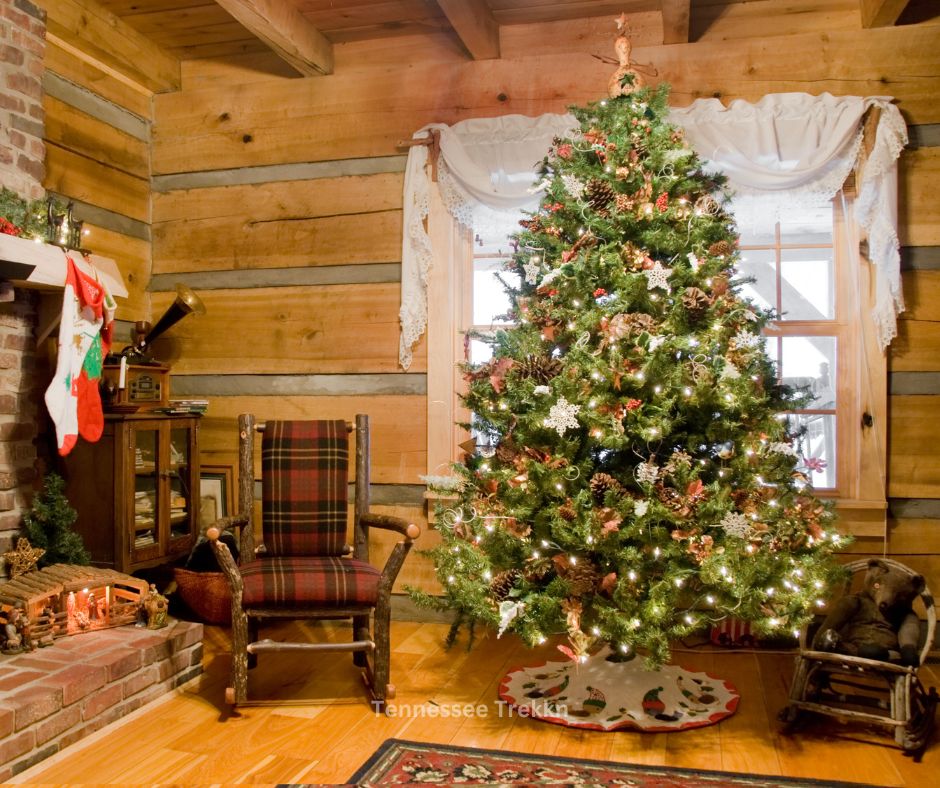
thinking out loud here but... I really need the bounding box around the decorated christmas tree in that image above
[413,54,846,667]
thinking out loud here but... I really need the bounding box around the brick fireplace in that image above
[0,620,203,780]
[0,0,48,577]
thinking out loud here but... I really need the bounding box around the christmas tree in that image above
[22,472,90,567]
[412,80,847,666]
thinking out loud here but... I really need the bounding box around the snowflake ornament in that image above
[644,261,672,291]
[562,174,585,200]
[634,499,649,517]
[533,385,551,396]
[732,329,760,349]
[545,396,581,436]
[767,441,798,457]
[648,335,666,352]
[687,252,701,272]
[717,511,752,539]
[720,361,741,380]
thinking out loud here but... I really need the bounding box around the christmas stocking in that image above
[44,256,115,455]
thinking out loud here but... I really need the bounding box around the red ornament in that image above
[625,398,642,411]
[655,193,669,212]
[0,218,22,236]
[593,288,607,297]
[556,143,573,159]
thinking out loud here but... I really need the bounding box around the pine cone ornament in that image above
[682,287,711,319]
[708,240,733,258]
[490,568,522,601]
[495,438,519,464]
[614,193,634,213]
[585,178,615,216]
[558,560,600,596]
[558,501,577,521]
[656,482,690,517]
[590,472,625,502]
[623,312,658,335]
[517,353,563,384]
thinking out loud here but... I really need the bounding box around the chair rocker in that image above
[780,558,938,757]
[207,414,420,709]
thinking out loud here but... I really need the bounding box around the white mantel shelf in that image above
[0,232,128,299]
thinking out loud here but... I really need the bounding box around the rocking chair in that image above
[207,414,420,708]
[780,558,938,757]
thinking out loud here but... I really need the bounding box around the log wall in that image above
[142,3,940,591]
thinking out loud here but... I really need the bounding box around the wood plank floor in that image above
[14,620,940,786]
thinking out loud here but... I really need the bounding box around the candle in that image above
[119,356,127,389]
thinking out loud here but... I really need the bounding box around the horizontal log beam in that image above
[45,0,180,92]
[214,0,333,76]
[436,0,500,60]
[859,0,910,28]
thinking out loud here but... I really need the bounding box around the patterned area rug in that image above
[499,647,739,731]
[347,739,872,786]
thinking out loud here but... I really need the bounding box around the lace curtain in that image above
[398,93,907,369]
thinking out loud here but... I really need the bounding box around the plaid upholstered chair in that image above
[207,414,420,708]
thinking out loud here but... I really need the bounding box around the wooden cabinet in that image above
[60,413,200,574]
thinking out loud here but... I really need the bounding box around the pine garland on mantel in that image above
[0,187,87,250]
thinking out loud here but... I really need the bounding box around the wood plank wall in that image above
[137,2,940,593]
[41,40,153,321]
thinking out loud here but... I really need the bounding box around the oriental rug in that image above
[346,739,872,787]
[499,647,739,731]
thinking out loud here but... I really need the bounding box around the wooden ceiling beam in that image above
[661,0,691,44]
[859,0,910,28]
[436,0,500,60]
[213,0,333,76]
[43,0,180,93]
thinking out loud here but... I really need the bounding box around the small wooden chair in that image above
[208,414,420,708]
[780,558,938,757]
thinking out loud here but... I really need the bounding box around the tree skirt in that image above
[498,648,738,731]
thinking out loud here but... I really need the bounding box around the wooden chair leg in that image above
[353,614,370,667]
[372,605,391,702]
[230,607,250,705]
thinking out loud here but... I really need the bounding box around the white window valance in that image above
[399,93,907,369]
[669,93,908,349]
[399,113,579,370]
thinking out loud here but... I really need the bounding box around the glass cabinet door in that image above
[168,426,193,543]
[132,425,160,562]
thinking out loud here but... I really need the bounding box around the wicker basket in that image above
[173,567,232,625]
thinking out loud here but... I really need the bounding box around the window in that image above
[737,200,843,492]
[430,189,886,533]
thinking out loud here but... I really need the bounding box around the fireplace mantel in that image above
[0,232,128,299]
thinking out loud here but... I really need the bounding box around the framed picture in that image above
[199,465,234,530]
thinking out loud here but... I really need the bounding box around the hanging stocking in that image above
[44,256,115,455]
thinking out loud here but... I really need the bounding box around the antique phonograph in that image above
[101,284,206,411]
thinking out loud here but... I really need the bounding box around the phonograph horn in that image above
[137,284,206,353]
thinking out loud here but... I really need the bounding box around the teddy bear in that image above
[812,558,925,666]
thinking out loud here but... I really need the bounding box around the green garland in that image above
[0,187,81,245]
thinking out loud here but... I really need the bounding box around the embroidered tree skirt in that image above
[498,647,739,732]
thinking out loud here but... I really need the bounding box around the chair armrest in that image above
[206,525,246,597]
[360,512,421,542]
[208,513,249,535]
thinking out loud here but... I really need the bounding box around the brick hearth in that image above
[0,619,202,779]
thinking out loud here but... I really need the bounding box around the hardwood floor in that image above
[14,620,940,786]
